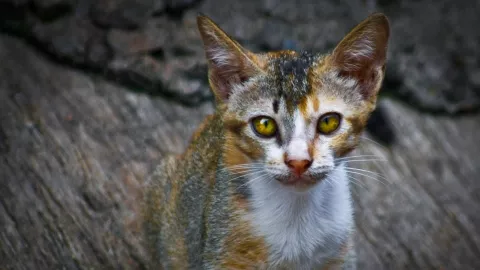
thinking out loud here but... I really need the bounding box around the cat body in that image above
[144,13,389,269]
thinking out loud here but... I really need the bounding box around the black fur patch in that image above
[273,51,317,108]
[273,99,279,113]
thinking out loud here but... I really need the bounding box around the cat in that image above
[143,12,389,270]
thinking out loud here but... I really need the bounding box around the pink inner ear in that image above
[198,16,259,102]
[333,35,387,99]
[337,62,380,99]
[331,14,389,100]
[202,38,258,101]
[343,39,376,71]
[209,59,251,100]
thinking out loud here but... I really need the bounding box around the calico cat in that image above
[144,13,389,269]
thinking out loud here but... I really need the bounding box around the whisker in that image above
[344,170,389,186]
[218,163,265,174]
[360,135,387,149]
[326,171,367,195]
[344,167,388,181]
[224,168,264,175]
[222,164,264,169]
[224,163,265,168]
[224,167,261,174]
[343,159,387,163]
[236,173,270,190]
[345,175,368,190]
[324,174,336,189]
[227,170,263,183]
[336,155,382,161]
[228,166,264,171]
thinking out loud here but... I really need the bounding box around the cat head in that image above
[198,14,389,190]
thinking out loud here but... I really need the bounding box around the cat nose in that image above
[285,159,312,176]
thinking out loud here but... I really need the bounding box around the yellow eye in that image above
[317,113,341,134]
[251,116,277,138]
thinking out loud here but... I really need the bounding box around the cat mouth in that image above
[277,172,328,189]
[283,178,316,189]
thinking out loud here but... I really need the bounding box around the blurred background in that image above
[0,0,479,269]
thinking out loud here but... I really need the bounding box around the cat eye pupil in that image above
[251,116,277,138]
[317,113,341,135]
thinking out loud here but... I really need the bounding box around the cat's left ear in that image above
[197,15,264,102]
[329,13,390,100]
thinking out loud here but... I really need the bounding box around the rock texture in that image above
[0,0,480,269]
[0,35,212,269]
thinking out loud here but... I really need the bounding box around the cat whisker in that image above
[227,169,267,179]
[342,158,387,162]
[228,170,264,183]
[344,167,388,180]
[326,170,367,191]
[360,135,387,149]
[345,175,369,190]
[223,168,263,175]
[323,174,336,190]
[236,172,271,190]
[226,165,265,171]
[336,155,383,161]
[219,163,265,174]
[223,162,265,169]
[344,170,389,186]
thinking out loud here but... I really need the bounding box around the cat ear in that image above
[330,13,390,99]
[197,15,263,102]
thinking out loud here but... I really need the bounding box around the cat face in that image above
[198,14,389,190]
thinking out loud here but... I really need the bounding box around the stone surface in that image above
[1,0,479,112]
[0,34,211,269]
[90,0,156,29]
[32,17,108,65]
[107,22,170,55]
[380,0,480,113]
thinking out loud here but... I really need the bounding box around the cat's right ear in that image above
[329,13,390,100]
[197,15,264,102]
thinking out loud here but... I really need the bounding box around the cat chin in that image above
[283,181,318,192]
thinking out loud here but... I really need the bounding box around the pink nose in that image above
[285,159,312,176]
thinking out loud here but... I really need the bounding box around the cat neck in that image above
[246,163,354,268]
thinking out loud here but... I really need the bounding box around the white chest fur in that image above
[247,165,354,269]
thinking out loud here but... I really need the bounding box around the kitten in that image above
[144,13,389,269]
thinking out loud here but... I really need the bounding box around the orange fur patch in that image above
[233,194,249,210]
[307,67,322,113]
[299,68,322,120]
[220,197,269,269]
[308,142,315,158]
[329,115,368,157]
[330,129,357,158]
[326,108,371,157]
[266,50,297,59]
[298,96,309,118]
[223,131,263,173]
[145,158,190,268]
[224,115,247,135]
[312,96,320,112]
[191,114,215,141]
[224,135,250,173]
[299,94,321,122]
